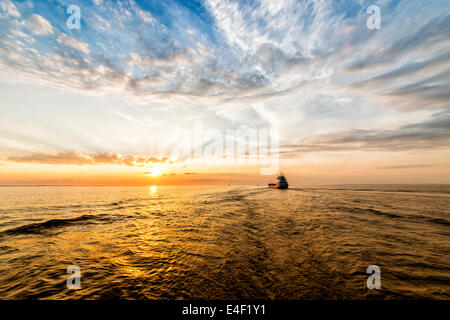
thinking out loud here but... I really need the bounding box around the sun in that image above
[150,168,162,176]
[145,165,164,176]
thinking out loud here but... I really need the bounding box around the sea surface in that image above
[0,185,449,299]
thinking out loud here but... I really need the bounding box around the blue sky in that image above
[0,0,449,184]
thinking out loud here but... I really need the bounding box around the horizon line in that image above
[1,183,449,187]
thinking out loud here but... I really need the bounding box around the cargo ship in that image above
[268,173,289,189]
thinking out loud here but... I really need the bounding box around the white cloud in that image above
[0,0,448,172]
[27,14,53,35]
[0,0,448,114]
[135,6,154,23]
[0,0,20,18]
[57,34,90,54]
[205,0,336,57]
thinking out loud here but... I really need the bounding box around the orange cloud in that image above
[6,151,168,167]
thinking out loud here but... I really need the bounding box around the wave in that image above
[0,214,115,237]
[335,206,403,219]
[289,186,450,195]
[334,206,450,227]
[412,215,450,227]
[0,199,142,215]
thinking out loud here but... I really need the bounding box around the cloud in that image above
[57,34,90,54]
[345,15,450,72]
[376,164,435,170]
[352,52,450,88]
[384,70,450,106]
[6,151,168,166]
[281,109,450,154]
[0,0,449,168]
[0,0,350,96]
[344,15,450,110]
[27,14,53,35]
[0,0,20,18]
[0,0,448,101]
[205,0,337,57]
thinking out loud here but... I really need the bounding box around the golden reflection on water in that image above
[0,185,449,299]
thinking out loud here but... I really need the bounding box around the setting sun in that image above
[145,165,164,177]
[150,170,161,176]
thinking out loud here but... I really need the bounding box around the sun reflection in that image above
[150,185,157,194]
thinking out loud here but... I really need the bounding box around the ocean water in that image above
[0,185,448,299]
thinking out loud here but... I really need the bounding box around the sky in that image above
[0,0,449,185]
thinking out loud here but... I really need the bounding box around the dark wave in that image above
[348,188,450,195]
[411,215,450,227]
[0,198,143,215]
[334,206,450,227]
[426,217,450,227]
[334,206,403,219]
[0,214,113,237]
[290,186,450,195]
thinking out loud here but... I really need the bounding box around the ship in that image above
[268,173,289,189]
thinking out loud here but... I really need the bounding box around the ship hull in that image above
[268,183,288,189]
